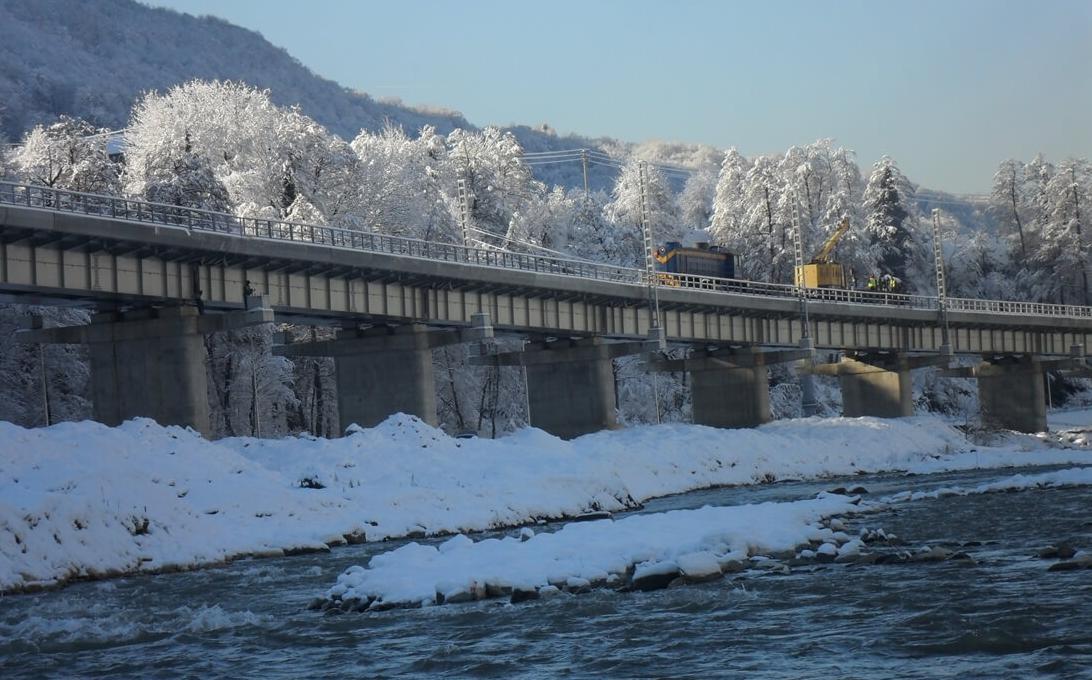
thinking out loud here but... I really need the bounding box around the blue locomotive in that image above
[654,242,736,282]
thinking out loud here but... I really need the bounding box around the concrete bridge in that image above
[3,182,1090,438]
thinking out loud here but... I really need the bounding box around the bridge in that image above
[2,182,1090,438]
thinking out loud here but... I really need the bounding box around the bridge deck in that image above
[1,182,1089,356]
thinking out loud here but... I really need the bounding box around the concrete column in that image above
[87,307,211,434]
[335,327,438,431]
[977,358,1046,433]
[837,359,914,419]
[524,348,617,440]
[479,337,648,440]
[649,347,809,429]
[276,317,493,434]
[690,364,770,428]
[19,298,274,439]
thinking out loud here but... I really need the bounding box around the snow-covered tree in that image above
[677,157,721,234]
[991,159,1029,259]
[350,124,456,241]
[708,148,752,249]
[606,159,679,267]
[1037,159,1091,305]
[739,155,785,281]
[124,81,282,210]
[862,156,919,286]
[434,338,527,437]
[10,116,118,193]
[205,326,297,438]
[270,110,360,226]
[819,146,871,286]
[444,126,542,246]
[566,190,630,264]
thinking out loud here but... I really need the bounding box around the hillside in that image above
[0,0,475,140]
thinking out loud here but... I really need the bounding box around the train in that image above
[654,241,736,286]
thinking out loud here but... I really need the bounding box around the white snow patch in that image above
[326,495,859,608]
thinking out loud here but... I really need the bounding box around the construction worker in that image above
[887,276,900,293]
[866,274,879,292]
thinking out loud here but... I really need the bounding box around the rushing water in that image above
[2,467,1090,679]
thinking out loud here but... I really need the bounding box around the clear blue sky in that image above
[145,0,1091,193]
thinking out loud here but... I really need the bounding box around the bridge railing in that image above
[945,296,1092,318]
[0,181,641,285]
[2,181,1091,320]
[659,272,938,309]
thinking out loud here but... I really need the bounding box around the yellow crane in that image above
[794,216,850,289]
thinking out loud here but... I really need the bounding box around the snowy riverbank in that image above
[2,414,1091,593]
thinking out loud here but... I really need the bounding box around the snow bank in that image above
[0,419,347,593]
[324,494,860,610]
[2,413,1090,593]
[882,466,1092,503]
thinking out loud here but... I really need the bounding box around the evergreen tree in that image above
[862,156,918,285]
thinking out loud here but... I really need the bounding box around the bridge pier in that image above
[478,337,646,440]
[977,357,1047,433]
[650,347,810,428]
[18,298,273,437]
[942,355,1055,433]
[813,352,950,419]
[276,316,493,434]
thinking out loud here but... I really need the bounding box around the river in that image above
[2,466,1089,679]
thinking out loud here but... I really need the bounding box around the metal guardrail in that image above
[1,181,1090,321]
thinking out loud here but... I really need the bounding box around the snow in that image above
[3,413,1091,593]
[324,465,1092,610]
[326,495,859,608]
[1048,407,1092,430]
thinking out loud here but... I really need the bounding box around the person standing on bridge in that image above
[867,274,879,292]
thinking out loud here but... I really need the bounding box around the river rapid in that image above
[2,466,1090,679]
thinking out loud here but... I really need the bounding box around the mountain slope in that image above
[0,0,473,140]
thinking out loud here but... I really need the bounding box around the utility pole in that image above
[251,366,261,438]
[790,189,818,417]
[931,209,953,359]
[457,148,474,249]
[580,149,590,198]
[638,160,665,423]
[457,176,472,248]
[638,161,665,351]
[39,343,51,427]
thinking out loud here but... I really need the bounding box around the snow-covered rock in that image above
[324,495,859,609]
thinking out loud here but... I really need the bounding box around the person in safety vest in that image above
[866,274,879,292]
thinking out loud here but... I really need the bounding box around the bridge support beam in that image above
[18,297,273,438]
[650,347,810,429]
[477,337,647,440]
[812,352,950,419]
[276,316,493,434]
